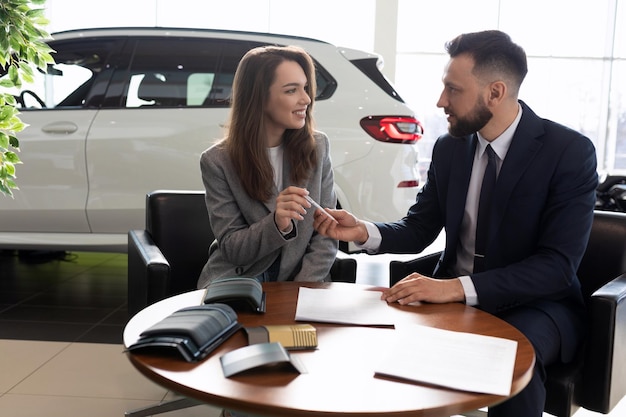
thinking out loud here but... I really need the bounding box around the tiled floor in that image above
[0,250,222,417]
[0,246,624,417]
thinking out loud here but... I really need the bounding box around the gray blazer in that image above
[197,131,338,288]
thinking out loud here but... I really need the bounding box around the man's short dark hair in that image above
[445,30,528,94]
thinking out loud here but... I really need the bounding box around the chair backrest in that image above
[137,72,185,107]
[576,211,626,299]
[145,190,214,295]
[544,210,626,417]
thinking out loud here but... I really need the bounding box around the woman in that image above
[197,45,338,289]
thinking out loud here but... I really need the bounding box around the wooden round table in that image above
[124,282,535,417]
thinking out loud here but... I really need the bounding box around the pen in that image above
[304,195,338,223]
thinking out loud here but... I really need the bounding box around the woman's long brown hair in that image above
[223,45,318,202]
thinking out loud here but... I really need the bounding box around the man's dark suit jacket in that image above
[375,101,598,362]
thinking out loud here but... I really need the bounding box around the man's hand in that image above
[381,273,465,305]
[313,208,369,243]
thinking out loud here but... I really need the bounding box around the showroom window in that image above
[396,0,625,175]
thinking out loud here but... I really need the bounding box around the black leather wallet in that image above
[127,303,241,362]
[203,277,266,313]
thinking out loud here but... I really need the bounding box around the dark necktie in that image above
[474,144,496,273]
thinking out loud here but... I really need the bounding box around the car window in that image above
[115,38,258,109]
[350,57,404,103]
[4,35,338,111]
[7,39,121,110]
[111,37,336,109]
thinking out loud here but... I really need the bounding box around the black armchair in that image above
[126,189,357,416]
[128,190,357,317]
[388,210,626,417]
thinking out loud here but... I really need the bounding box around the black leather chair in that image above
[128,189,357,317]
[137,72,185,107]
[126,189,357,417]
[388,210,626,417]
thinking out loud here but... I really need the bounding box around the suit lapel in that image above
[490,102,544,236]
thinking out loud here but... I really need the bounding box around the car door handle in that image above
[41,122,79,135]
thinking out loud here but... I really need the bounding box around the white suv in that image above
[0,27,423,253]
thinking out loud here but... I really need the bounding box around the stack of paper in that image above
[294,286,518,396]
[375,324,518,396]
[294,287,395,326]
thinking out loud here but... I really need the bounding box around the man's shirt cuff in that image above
[458,275,478,306]
[354,221,382,253]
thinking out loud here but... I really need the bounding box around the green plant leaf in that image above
[8,66,21,88]
[10,119,27,133]
[0,0,53,197]
[4,94,16,106]
[26,8,45,18]
[0,104,15,120]
[6,178,18,189]
[0,36,9,54]
[0,104,18,120]
[4,151,21,164]
[19,64,34,83]
[0,78,16,88]
[0,180,16,197]
[0,132,9,150]
[9,134,20,149]
[4,160,15,175]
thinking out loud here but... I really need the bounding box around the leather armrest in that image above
[127,230,171,317]
[581,273,626,413]
[389,251,442,286]
[330,257,357,283]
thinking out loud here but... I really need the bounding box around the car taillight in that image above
[360,116,424,144]
[397,180,419,188]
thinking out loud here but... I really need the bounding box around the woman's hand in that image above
[274,186,312,232]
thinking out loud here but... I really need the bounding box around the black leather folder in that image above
[127,303,241,362]
[203,277,266,313]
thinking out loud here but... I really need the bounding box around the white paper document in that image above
[375,324,518,396]
[295,287,395,325]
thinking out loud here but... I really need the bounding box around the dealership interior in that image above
[1,1,626,416]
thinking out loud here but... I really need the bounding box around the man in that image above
[313,30,598,417]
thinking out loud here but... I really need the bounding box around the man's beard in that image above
[447,98,493,137]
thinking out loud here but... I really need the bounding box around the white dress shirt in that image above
[268,144,292,235]
[268,144,284,191]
